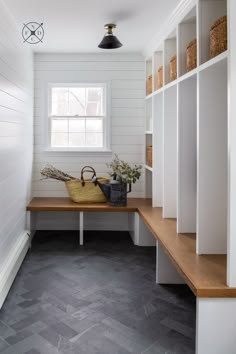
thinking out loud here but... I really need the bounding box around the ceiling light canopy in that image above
[98,24,123,49]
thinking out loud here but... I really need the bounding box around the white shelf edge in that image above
[152,86,165,97]
[164,79,178,91]
[145,131,153,135]
[145,92,154,100]
[198,51,228,73]
[145,51,228,99]
[145,165,153,172]
[178,68,198,84]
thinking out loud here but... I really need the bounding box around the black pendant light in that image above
[98,24,123,49]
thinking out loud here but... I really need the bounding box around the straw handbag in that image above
[65,166,109,203]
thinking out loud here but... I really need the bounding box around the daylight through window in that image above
[48,84,107,150]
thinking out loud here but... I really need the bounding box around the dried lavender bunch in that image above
[40,165,76,182]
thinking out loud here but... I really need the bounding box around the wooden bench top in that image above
[27,197,236,298]
[26,197,150,212]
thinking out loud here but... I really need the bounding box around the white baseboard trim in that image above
[0,231,30,309]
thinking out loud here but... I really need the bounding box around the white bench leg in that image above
[196,298,236,354]
[128,212,138,245]
[130,212,156,246]
[156,240,184,284]
[26,211,36,248]
[80,211,84,245]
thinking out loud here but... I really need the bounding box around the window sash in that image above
[49,116,105,148]
[49,84,106,118]
[47,83,108,150]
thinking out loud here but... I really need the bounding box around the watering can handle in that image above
[81,166,97,186]
[127,183,132,194]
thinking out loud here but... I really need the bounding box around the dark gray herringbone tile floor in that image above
[0,231,196,354]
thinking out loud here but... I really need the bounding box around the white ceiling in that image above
[5,0,181,53]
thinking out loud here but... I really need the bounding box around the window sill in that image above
[43,148,113,155]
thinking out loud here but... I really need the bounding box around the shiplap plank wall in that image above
[33,53,145,230]
[0,1,33,265]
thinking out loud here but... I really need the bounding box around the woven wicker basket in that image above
[157,66,163,89]
[170,55,177,81]
[65,178,109,203]
[147,75,152,95]
[186,39,197,72]
[147,145,153,167]
[210,16,227,59]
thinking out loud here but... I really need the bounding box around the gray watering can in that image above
[95,179,131,206]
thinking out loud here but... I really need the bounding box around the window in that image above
[48,83,109,151]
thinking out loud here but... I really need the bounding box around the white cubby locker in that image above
[197,58,227,254]
[163,85,177,218]
[178,6,197,77]
[152,92,163,207]
[198,0,227,65]
[177,74,197,233]
[164,30,177,85]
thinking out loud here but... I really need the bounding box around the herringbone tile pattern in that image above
[0,231,196,354]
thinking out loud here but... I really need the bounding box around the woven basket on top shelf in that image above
[210,15,227,59]
[186,39,197,72]
[147,145,153,167]
[147,75,152,95]
[170,55,177,81]
[157,66,163,89]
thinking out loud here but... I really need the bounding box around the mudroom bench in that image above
[26,197,236,354]
[26,197,236,297]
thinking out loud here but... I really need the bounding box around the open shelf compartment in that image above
[153,49,164,92]
[198,0,227,65]
[146,57,153,95]
[178,6,197,77]
[164,30,177,85]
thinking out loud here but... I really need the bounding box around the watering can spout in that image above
[96,180,111,201]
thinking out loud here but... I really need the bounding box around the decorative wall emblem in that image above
[22,22,44,44]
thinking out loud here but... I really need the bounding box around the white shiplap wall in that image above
[0,0,33,304]
[33,53,145,230]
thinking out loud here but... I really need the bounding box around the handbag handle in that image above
[81,166,97,186]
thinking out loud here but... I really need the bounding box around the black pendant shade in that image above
[98,24,123,49]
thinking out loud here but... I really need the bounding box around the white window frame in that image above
[45,82,111,152]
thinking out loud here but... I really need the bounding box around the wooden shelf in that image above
[26,197,149,212]
[138,205,236,298]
